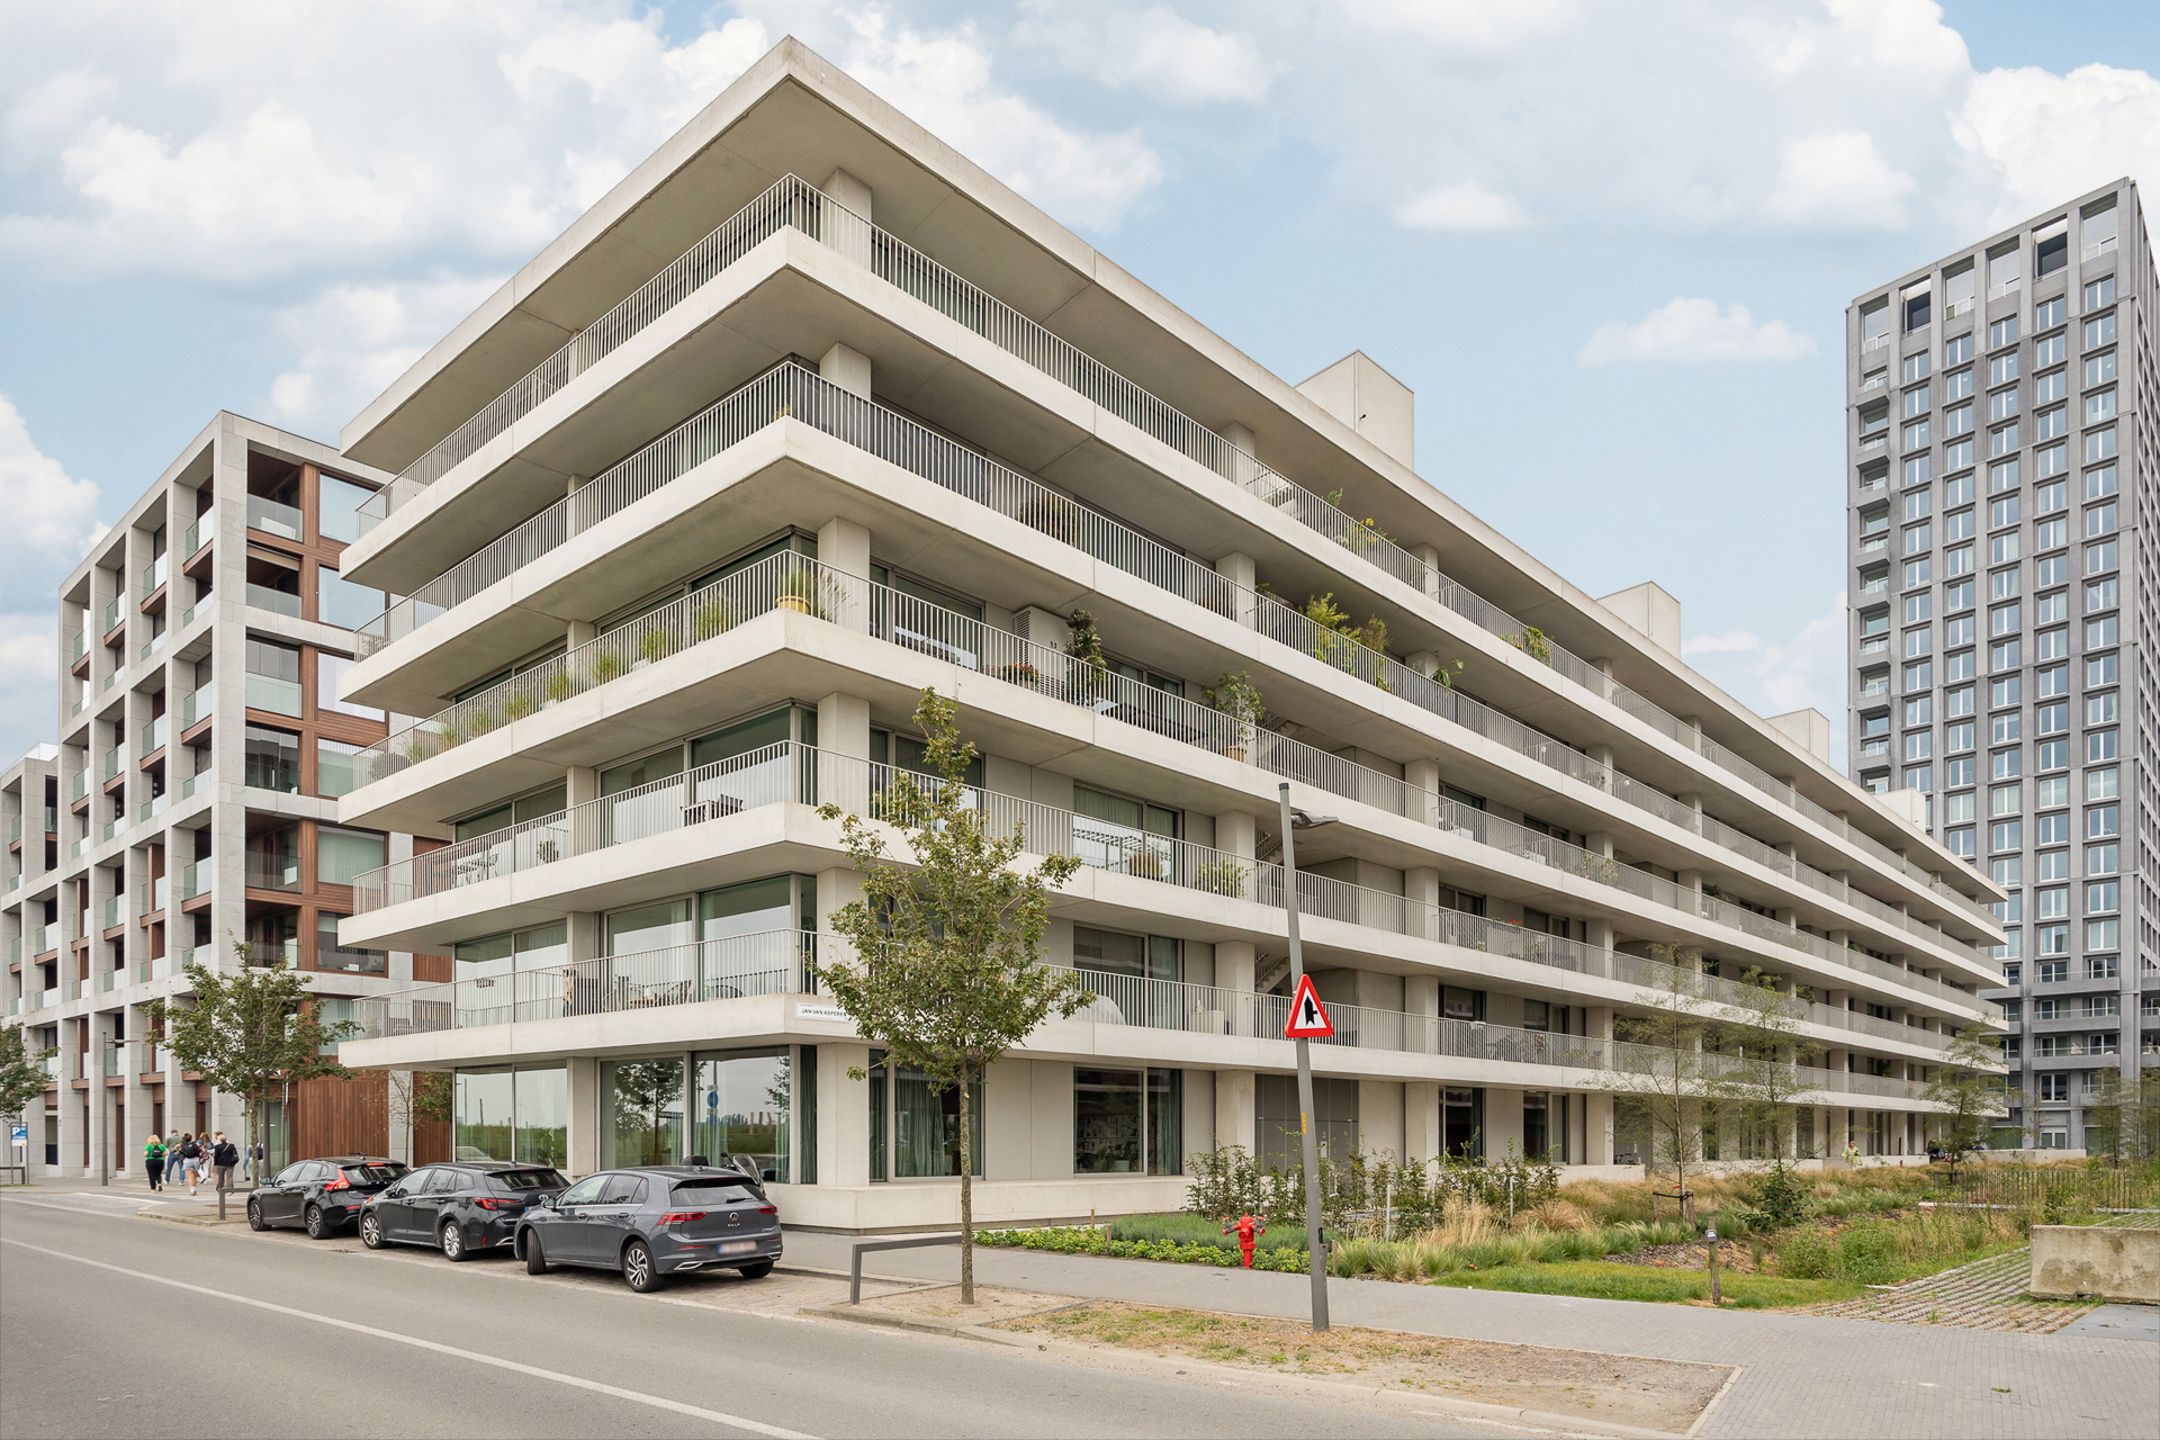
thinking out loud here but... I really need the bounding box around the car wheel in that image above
[359,1213,386,1250]
[440,1220,467,1262]
[245,1197,267,1232]
[522,1230,548,1275]
[736,1260,774,1280]
[621,1239,661,1293]
[304,1204,329,1240]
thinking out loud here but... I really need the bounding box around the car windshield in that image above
[670,1178,759,1204]
[491,1169,567,1192]
[342,1164,407,1185]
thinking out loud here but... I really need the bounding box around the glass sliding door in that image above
[698,876,796,997]
[513,1066,568,1167]
[602,898,694,1008]
[1075,1067,1183,1175]
[692,1048,791,1182]
[601,1058,686,1167]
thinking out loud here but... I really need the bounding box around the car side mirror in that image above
[538,1194,557,1208]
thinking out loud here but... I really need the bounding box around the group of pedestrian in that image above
[141,1130,243,1194]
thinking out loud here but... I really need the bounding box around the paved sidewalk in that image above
[785,1230,2158,1439]
[1791,1248,2090,1334]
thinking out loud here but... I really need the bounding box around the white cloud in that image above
[1014,4,1271,105]
[1393,181,1526,233]
[1955,64,2160,226]
[0,3,782,280]
[265,276,504,438]
[0,393,104,590]
[1339,0,1576,54]
[0,396,101,765]
[1765,130,1914,229]
[1579,298,1815,366]
[821,7,1163,230]
[1682,592,1850,768]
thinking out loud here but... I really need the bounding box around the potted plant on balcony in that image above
[776,563,832,618]
[693,597,737,641]
[503,693,534,722]
[1019,490,1078,545]
[638,626,678,666]
[466,707,498,738]
[1201,671,1265,762]
[1125,844,1166,880]
[1194,857,1249,899]
[1065,609,1107,700]
[996,660,1043,689]
[1512,625,1552,665]
[546,668,577,705]
[593,651,625,684]
[1429,658,1465,691]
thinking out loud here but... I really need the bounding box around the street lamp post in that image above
[1277,782,1336,1332]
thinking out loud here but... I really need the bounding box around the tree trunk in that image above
[958,1067,974,1305]
[247,1094,260,1190]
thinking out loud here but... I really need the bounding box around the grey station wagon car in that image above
[515,1165,781,1292]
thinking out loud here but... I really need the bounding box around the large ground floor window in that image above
[693,1048,792,1183]
[453,1064,567,1167]
[588,1046,811,1182]
[1074,1067,1182,1175]
[868,1051,983,1181]
[601,1058,685,1168]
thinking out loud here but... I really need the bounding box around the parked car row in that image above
[246,1156,781,1293]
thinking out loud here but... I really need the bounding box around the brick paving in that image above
[1792,1247,2093,1333]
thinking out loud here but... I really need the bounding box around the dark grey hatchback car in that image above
[516,1166,781,1292]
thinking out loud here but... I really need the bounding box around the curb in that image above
[800,1303,1030,1346]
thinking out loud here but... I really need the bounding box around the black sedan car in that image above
[516,1165,780,1293]
[247,1157,409,1239]
[358,1161,568,1261]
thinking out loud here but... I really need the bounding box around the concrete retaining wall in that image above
[2029,1226,2160,1303]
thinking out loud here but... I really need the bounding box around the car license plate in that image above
[717,1239,760,1255]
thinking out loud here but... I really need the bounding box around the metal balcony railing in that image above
[352,740,1981,1049]
[352,555,1996,1020]
[352,175,1987,925]
[353,363,1993,963]
[341,928,1931,1103]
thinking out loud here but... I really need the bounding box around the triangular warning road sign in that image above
[1283,973,1334,1039]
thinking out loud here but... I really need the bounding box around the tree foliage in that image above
[816,689,1085,1302]
[2085,1069,2160,1165]
[147,941,359,1187]
[1712,967,1822,1171]
[0,1021,53,1126]
[385,1069,454,1165]
[1922,1025,2004,1172]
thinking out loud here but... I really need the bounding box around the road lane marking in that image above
[1,1237,819,1440]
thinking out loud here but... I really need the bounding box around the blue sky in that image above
[2,0,2155,769]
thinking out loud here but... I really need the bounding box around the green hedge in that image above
[978,1226,1308,1272]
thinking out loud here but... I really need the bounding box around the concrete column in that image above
[1214,1069,1255,1154]
[1359,1081,1406,1159]
[816,1041,873,1187]
[818,343,872,401]
[1405,759,1441,828]
[819,169,874,270]
[1406,867,1440,941]
[1584,1092,1616,1165]
[1216,941,1256,1037]
[1410,542,1442,600]
[1213,552,1257,629]
[817,691,872,818]
[816,515,871,580]
[58,1033,85,1175]
[566,1056,600,1177]
[1218,423,1259,490]
[1215,811,1258,863]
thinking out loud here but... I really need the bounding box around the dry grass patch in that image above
[997,1300,1732,1434]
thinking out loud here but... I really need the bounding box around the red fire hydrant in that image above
[1222,1214,1265,1268]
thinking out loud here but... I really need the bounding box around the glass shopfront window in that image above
[1074,1067,1182,1175]
[514,1065,568,1168]
[693,1048,791,1183]
[453,1067,513,1161]
[601,1058,686,1168]
[1258,1074,1356,1167]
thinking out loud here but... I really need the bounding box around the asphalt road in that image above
[0,1194,1501,1440]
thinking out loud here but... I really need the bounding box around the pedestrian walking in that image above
[143,1134,167,1192]
[211,1132,239,1194]
[208,1139,238,1191]
[249,1138,265,1185]
[176,1131,204,1195]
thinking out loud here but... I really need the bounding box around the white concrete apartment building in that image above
[1845,180,2158,1148]
[332,39,2006,1230]
[2,413,444,1177]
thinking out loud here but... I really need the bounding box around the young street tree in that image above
[2085,1069,2160,1165]
[1712,968,1821,1202]
[1614,945,1718,1220]
[385,1069,453,1166]
[147,940,361,1187]
[816,688,1085,1304]
[1921,1025,2005,1173]
[0,1021,54,1143]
